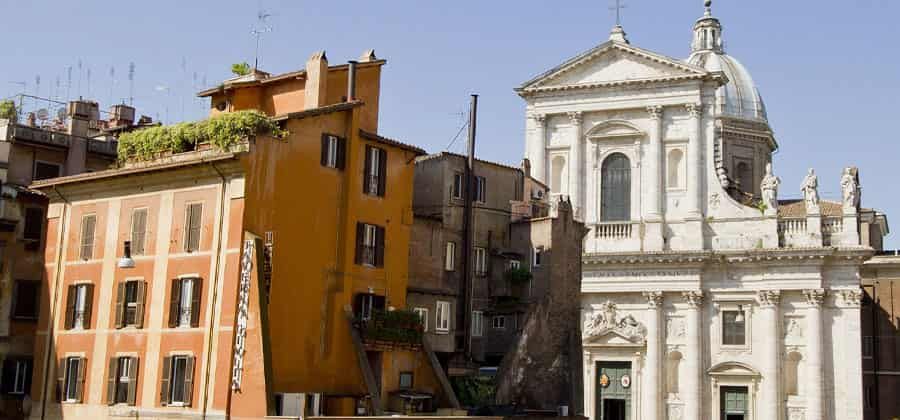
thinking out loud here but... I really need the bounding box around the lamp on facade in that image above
[118,240,135,268]
[734,305,745,323]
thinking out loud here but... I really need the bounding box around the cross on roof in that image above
[609,0,627,26]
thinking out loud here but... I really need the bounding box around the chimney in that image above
[304,51,328,110]
[109,104,136,128]
[347,61,358,102]
[66,100,95,137]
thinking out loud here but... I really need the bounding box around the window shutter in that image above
[336,137,347,170]
[56,358,65,402]
[185,203,203,252]
[126,357,138,405]
[80,215,95,260]
[83,284,94,329]
[183,356,195,406]
[168,279,182,328]
[190,278,202,328]
[374,226,385,268]
[159,356,171,405]
[373,295,386,311]
[377,148,387,197]
[75,357,87,402]
[106,358,117,405]
[363,145,373,194]
[354,223,364,265]
[135,281,146,328]
[320,134,329,166]
[114,282,125,329]
[64,285,76,330]
[131,209,147,255]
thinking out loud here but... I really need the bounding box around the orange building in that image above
[29,51,456,419]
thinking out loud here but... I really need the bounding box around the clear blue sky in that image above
[3,0,899,247]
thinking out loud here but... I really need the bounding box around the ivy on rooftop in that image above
[116,110,286,162]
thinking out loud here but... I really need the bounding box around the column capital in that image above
[755,290,782,308]
[646,105,664,120]
[531,113,547,127]
[803,289,826,307]
[682,290,704,308]
[567,111,583,124]
[643,291,664,308]
[837,288,863,308]
[685,103,703,118]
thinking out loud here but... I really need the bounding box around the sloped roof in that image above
[777,199,856,218]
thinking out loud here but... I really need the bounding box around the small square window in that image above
[413,307,428,332]
[722,310,746,346]
[399,372,414,389]
[492,315,506,330]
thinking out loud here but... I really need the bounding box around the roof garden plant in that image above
[116,110,286,162]
[0,100,17,122]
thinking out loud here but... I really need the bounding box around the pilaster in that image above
[642,291,663,420]
[532,113,547,184]
[803,288,825,420]
[682,290,703,420]
[756,290,781,420]
[644,106,664,251]
[569,111,584,220]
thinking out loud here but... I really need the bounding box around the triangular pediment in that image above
[584,328,645,346]
[519,41,710,94]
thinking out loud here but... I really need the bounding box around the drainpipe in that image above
[204,162,229,419]
[39,186,70,420]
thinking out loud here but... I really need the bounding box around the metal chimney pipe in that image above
[347,60,358,101]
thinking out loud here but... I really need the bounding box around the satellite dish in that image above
[36,108,49,121]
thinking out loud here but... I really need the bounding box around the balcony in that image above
[590,221,641,252]
[87,139,118,157]
[356,309,424,352]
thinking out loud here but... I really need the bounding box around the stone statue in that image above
[841,167,860,211]
[760,163,780,213]
[801,168,820,212]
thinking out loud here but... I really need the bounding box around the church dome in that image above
[685,1,767,122]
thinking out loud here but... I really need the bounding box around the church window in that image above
[784,351,802,396]
[667,149,685,189]
[551,155,567,194]
[722,310,746,346]
[601,153,631,221]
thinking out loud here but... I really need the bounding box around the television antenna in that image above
[250,9,274,70]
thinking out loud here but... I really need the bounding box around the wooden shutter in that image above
[80,215,95,260]
[185,203,202,252]
[363,145,373,194]
[320,134,329,166]
[168,279,182,328]
[354,223,364,265]
[190,278,202,327]
[75,357,87,402]
[64,285,76,330]
[114,282,125,328]
[56,358,65,402]
[336,136,347,170]
[377,148,387,197]
[134,281,146,328]
[159,356,171,405]
[106,358,117,405]
[374,226,385,268]
[1,359,14,393]
[126,357,138,405]
[83,284,94,329]
[183,356,195,406]
[131,209,147,255]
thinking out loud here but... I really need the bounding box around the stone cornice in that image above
[583,247,873,267]
[518,74,723,97]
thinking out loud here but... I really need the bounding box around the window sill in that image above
[720,344,750,351]
[62,399,80,404]
[434,329,450,335]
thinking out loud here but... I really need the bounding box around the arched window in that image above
[667,149,684,189]
[666,351,682,395]
[551,155,567,194]
[785,351,802,396]
[601,153,631,221]
[736,161,752,194]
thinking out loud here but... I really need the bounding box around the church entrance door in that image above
[720,386,749,420]
[595,361,631,420]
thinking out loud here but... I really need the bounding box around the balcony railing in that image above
[595,221,634,240]
[822,217,844,246]
[356,309,424,351]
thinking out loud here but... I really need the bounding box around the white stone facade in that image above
[518,3,869,420]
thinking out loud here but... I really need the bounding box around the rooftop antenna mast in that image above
[128,62,135,106]
[250,7,273,70]
[610,0,627,26]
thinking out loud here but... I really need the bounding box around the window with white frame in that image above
[474,247,487,276]
[79,214,96,260]
[444,242,456,271]
[110,356,138,405]
[169,277,201,328]
[2,358,31,395]
[435,301,450,333]
[413,307,428,332]
[509,259,521,270]
[472,311,483,337]
[161,355,195,406]
[474,176,486,203]
[65,283,94,330]
[492,315,506,330]
[183,203,203,253]
[452,172,463,199]
[320,134,345,169]
[722,310,747,346]
[532,247,543,268]
[62,357,84,402]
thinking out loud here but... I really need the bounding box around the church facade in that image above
[517,2,883,420]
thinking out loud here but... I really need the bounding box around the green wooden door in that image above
[720,386,748,420]
[595,361,632,420]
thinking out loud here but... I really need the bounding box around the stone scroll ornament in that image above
[232,239,255,391]
[801,168,820,213]
[583,301,647,342]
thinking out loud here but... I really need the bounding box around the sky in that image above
[2,0,899,247]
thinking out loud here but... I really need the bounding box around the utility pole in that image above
[461,94,478,360]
